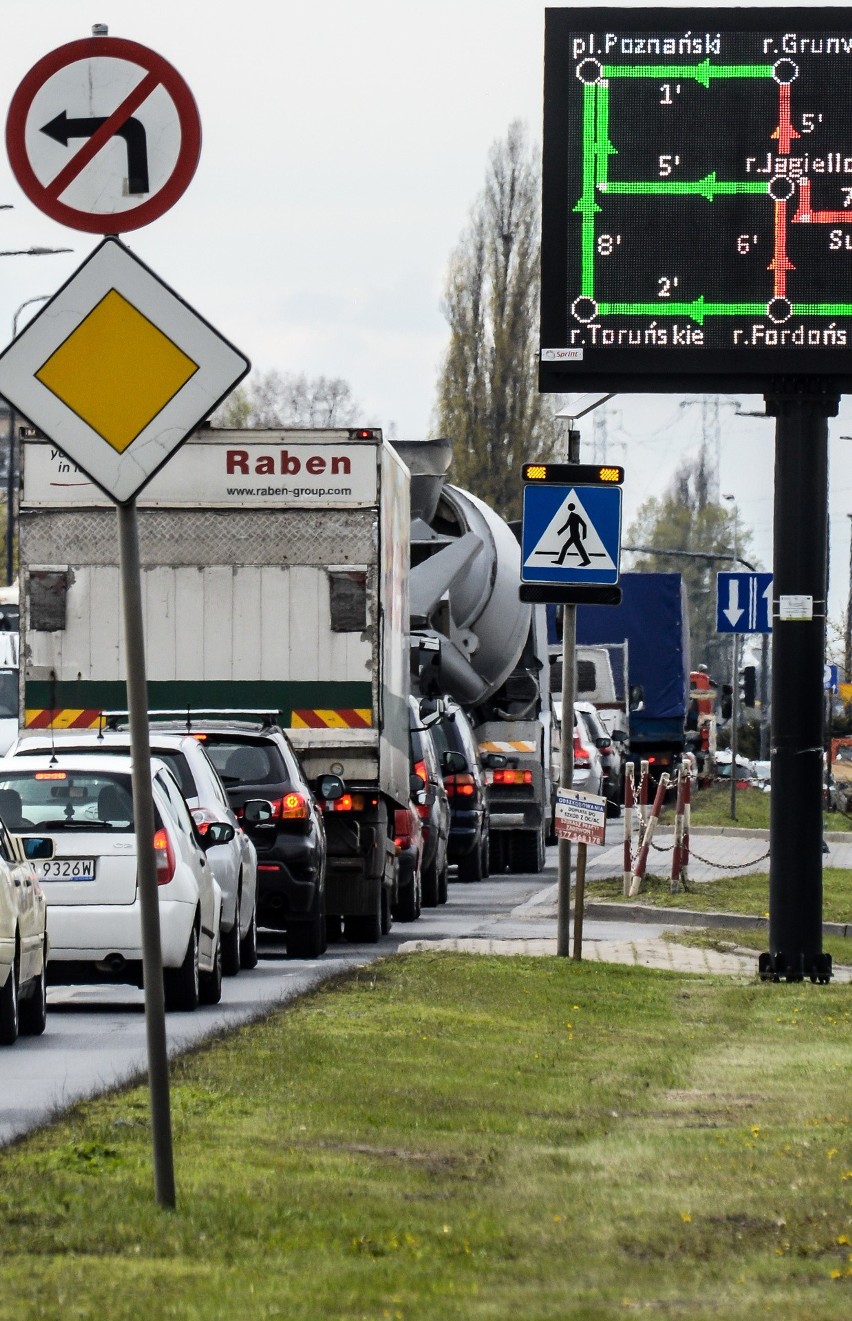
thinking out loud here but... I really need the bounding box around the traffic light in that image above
[720,683,733,721]
[740,665,757,708]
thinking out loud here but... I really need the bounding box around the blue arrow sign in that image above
[521,484,622,586]
[716,571,773,634]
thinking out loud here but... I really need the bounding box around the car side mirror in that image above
[202,821,236,847]
[611,730,628,743]
[594,736,611,750]
[441,749,467,775]
[242,799,275,825]
[316,773,346,802]
[410,771,426,796]
[482,752,508,770]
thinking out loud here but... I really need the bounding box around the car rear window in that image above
[149,749,197,798]
[202,737,289,787]
[0,770,135,832]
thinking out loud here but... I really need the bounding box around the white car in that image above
[10,729,258,977]
[0,754,224,1012]
[0,812,53,1044]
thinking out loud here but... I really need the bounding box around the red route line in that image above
[46,68,160,200]
[769,200,794,296]
[772,82,800,156]
[792,178,851,224]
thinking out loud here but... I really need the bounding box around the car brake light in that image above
[412,759,427,785]
[572,733,589,767]
[445,772,476,798]
[275,792,310,821]
[153,827,176,885]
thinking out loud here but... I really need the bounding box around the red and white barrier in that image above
[670,768,686,892]
[628,772,670,897]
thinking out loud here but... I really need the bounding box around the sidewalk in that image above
[401,825,852,984]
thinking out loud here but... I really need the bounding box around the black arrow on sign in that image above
[41,110,149,195]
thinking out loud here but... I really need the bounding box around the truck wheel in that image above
[509,827,546,875]
[489,833,507,875]
[344,884,382,943]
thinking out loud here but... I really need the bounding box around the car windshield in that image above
[0,770,135,831]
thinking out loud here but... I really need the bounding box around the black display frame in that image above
[540,7,852,392]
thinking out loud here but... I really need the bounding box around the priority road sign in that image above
[521,482,622,587]
[6,35,201,233]
[716,570,773,634]
[0,237,249,504]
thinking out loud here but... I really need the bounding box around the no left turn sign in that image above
[6,35,201,233]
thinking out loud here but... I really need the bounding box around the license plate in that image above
[39,857,97,881]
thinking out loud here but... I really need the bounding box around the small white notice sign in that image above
[555,786,606,846]
[778,594,813,621]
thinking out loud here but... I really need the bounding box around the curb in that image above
[584,901,852,940]
[685,826,852,843]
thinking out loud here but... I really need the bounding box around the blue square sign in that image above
[521,483,622,586]
[716,571,773,633]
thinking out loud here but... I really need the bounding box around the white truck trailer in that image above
[18,427,411,936]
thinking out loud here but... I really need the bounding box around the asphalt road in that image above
[2,843,662,1147]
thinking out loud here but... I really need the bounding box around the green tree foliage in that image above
[214,369,360,429]
[435,122,560,520]
[626,448,756,674]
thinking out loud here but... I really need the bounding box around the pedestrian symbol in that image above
[521,483,622,586]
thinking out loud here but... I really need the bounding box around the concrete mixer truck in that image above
[393,440,553,875]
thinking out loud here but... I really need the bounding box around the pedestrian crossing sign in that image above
[521,483,622,586]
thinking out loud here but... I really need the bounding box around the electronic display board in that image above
[540,8,852,391]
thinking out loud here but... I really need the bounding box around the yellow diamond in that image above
[35,289,199,453]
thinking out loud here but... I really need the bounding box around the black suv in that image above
[153,715,342,959]
[426,697,489,882]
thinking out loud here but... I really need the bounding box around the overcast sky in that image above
[1,0,851,644]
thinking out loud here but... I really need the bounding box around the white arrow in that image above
[763,579,773,631]
[723,578,744,627]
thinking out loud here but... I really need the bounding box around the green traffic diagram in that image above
[571,56,851,319]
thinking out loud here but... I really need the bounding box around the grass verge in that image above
[1,954,851,1321]
[690,785,852,832]
[588,867,852,926]
[661,927,852,969]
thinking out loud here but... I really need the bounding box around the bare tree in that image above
[435,122,560,520]
[214,370,360,429]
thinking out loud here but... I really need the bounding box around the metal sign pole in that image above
[117,499,176,1207]
[761,385,836,985]
[556,427,580,957]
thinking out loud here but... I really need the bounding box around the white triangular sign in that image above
[523,488,615,571]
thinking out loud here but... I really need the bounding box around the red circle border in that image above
[6,36,202,233]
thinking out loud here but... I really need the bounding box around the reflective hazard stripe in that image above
[478,740,536,753]
[291,708,372,729]
[25,708,104,729]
